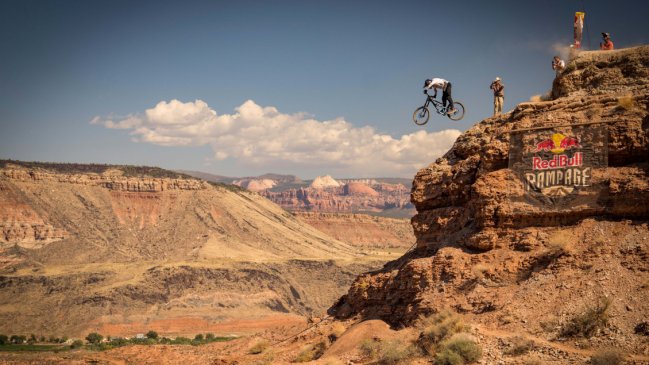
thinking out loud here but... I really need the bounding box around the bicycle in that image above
[413,94,465,125]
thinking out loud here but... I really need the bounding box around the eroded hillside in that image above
[0,162,386,337]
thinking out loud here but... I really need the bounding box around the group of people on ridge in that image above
[424,32,616,119]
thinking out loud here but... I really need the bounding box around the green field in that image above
[0,344,69,352]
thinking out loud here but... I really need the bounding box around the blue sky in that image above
[1,0,648,178]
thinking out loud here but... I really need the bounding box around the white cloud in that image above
[92,99,461,177]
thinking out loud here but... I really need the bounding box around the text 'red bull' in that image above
[532,152,583,170]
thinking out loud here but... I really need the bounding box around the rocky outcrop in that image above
[332,46,649,341]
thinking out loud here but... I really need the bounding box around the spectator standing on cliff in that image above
[600,32,614,50]
[489,77,504,116]
[424,78,456,115]
[552,56,566,76]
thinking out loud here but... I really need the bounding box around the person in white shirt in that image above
[424,78,455,115]
[552,56,566,76]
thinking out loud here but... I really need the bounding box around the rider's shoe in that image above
[446,108,456,115]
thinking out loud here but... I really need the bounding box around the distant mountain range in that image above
[178,170,415,217]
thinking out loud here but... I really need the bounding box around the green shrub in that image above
[590,349,624,365]
[85,332,103,344]
[249,340,269,355]
[0,335,7,345]
[171,336,192,345]
[194,333,204,342]
[561,298,610,338]
[10,335,26,344]
[417,309,467,355]
[109,337,128,347]
[435,334,482,364]
[146,330,158,340]
[70,340,84,349]
[434,349,464,365]
[205,333,215,341]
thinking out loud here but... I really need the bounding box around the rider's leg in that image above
[444,83,454,111]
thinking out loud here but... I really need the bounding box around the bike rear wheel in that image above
[446,101,465,121]
[413,106,430,125]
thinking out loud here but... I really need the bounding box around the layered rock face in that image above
[332,47,649,353]
[261,182,413,214]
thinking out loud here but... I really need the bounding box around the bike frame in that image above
[424,95,446,114]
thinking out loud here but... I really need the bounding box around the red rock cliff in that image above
[331,47,649,350]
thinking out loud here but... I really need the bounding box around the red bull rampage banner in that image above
[509,125,608,206]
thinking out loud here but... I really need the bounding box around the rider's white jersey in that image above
[425,78,448,91]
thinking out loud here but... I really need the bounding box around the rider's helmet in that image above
[423,79,432,88]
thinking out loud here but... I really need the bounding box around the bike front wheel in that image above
[446,101,465,121]
[413,106,430,125]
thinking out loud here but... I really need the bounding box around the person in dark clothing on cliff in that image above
[600,32,614,50]
[490,77,504,116]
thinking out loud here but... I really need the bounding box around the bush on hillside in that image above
[85,332,103,344]
[561,298,610,338]
[417,309,467,355]
[359,338,417,365]
[249,340,269,354]
[435,333,482,364]
[590,349,624,365]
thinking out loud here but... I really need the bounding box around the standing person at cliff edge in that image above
[423,78,455,115]
[552,56,566,76]
[490,77,504,116]
[600,32,614,50]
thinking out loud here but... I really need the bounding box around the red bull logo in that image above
[526,133,590,193]
[534,133,581,154]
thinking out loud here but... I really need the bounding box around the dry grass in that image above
[561,298,611,338]
[434,333,482,365]
[503,335,534,356]
[617,95,635,111]
[523,356,544,365]
[328,322,346,342]
[322,358,344,365]
[248,340,269,355]
[471,264,490,281]
[546,230,573,257]
[293,341,327,362]
[416,309,467,355]
[359,339,417,365]
[589,348,624,365]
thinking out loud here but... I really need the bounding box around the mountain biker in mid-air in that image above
[423,78,456,115]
